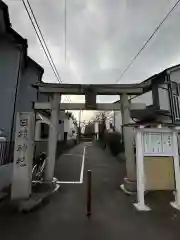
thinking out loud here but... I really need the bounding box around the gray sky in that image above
[4,0,180,120]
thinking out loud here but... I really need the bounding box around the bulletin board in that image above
[134,127,180,211]
[142,131,175,190]
[142,131,173,156]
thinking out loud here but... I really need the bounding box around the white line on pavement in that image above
[56,181,82,184]
[57,145,87,184]
[80,146,86,183]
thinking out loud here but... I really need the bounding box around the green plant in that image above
[105,131,124,156]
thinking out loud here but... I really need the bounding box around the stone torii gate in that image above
[33,83,148,191]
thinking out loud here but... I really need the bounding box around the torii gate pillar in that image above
[120,94,136,193]
[45,93,61,182]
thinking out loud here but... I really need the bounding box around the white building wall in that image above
[105,111,114,129]
[58,111,65,141]
[35,112,77,142]
[34,114,51,141]
[68,118,73,140]
[114,111,122,133]
[63,116,77,140]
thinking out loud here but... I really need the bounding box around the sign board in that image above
[11,112,35,200]
[142,132,173,156]
[94,122,99,133]
[134,127,180,211]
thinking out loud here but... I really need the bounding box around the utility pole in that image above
[78,110,82,143]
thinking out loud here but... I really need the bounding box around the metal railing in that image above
[0,138,14,166]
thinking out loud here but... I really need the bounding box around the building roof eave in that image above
[27,56,44,77]
[7,28,28,48]
[0,0,11,30]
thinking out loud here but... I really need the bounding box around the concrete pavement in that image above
[0,143,180,239]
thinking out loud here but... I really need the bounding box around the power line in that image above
[26,0,63,83]
[64,0,67,64]
[22,0,71,103]
[22,0,61,83]
[116,0,180,83]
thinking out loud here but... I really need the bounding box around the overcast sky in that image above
[4,0,180,120]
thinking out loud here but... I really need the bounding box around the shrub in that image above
[105,131,124,156]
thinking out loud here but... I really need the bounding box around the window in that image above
[171,81,180,121]
[158,88,170,111]
[171,82,179,95]
[40,123,49,139]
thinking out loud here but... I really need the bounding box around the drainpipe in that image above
[8,50,24,162]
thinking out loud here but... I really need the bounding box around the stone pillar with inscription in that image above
[11,112,35,200]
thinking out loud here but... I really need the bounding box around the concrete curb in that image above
[0,192,8,202]
[18,181,60,213]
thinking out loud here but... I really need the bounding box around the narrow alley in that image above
[0,143,180,239]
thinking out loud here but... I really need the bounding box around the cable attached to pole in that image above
[64,0,67,64]
[22,0,61,82]
[22,0,71,103]
[116,0,180,83]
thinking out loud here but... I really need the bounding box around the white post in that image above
[105,119,110,130]
[97,132,99,140]
[94,121,99,140]
[170,130,180,210]
[45,94,61,182]
[58,111,65,141]
[133,127,151,211]
[121,94,136,181]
